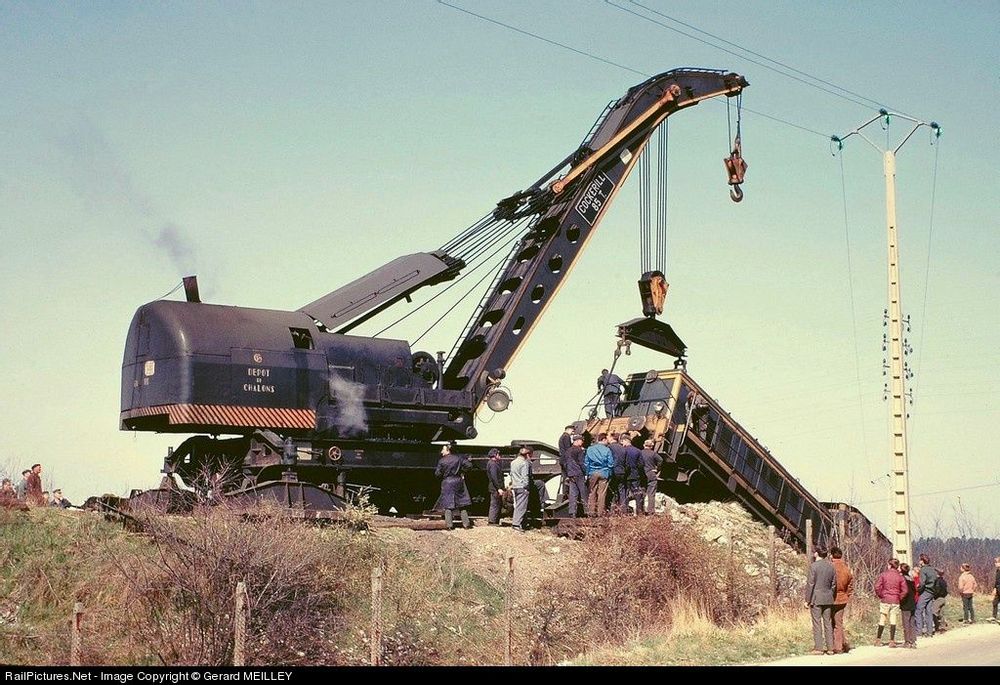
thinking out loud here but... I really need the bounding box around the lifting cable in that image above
[638,134,651,274]
[835,145,874,482]
[906,131,943,448]
[656,120,669,273]
[638,122,670,275]
[373,218,533,337]
[412,239,522,347]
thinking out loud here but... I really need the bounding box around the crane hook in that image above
[723,140,747,203]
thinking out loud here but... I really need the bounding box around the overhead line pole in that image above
[832,111,940,567]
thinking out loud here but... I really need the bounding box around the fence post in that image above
[70,602,83,666]
[370,565,383,666]
[768,525,778,602]
[504,552,514,666]
[234,581,248,667]
[805,518,814,570]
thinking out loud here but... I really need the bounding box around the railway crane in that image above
[120,68,749,515]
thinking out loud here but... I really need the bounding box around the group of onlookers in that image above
[435,442,550,532]
[433,425,665,532]
[0,463,74,509]
[558,426,662,519]
[804,546,855,654]
[806,549,1000,655]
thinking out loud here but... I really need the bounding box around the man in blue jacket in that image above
[585,433,614,517]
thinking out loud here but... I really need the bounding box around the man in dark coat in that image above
[486,448,505,525]
[992,556,1000,622]
[434,443,472,529]
[25,463,43,507]
[597,369,624,418]
[608,433,628,512]
[557,425,574,504]
[640,439,662,515]
[622,433,644,515]
[805,546,837,654]
[564,434,588,518]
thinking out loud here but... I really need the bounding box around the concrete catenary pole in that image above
[832,113,940,567]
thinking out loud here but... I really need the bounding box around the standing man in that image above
[584,433,613,517]
[25,464,43,507]
[829,546,854,654]
[874,558,907,647]
[564,434,588,518]
[15,469,30,500]
[957,563,978,624]
[640,439,661,515]
[622,433,644,515]
[434,443,472,530]
[931,567,948,633]
[915,554,939,638]
[804,546,837,655]
[0,479,16,507]
[899,563,918,648]
[992,556,1000,623]
[597,369,624,418]
[557,425,574,504]
[608,433,628,512]
[486,448,505,526]
[523,448,548,528]
[509,447,532,532]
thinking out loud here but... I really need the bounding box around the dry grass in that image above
[4,505,915,666]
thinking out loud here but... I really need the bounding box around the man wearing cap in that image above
[50,489,73,509]
[486,448,506,526]
[622,433,644,515]
[25,464,43,507]
[557,425,574,504]
[509,447,532,531]
[640,438,662,515]
[565,434,588,518]
[434,443,472,530]
[597,369,624,418]
[608,433,628,512]
[15,469,30,500]
[584,433,614,516]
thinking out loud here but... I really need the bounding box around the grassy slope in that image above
[3,509,995,666]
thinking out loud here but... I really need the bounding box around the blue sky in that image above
[1,1,997,535]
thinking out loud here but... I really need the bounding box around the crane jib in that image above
[442,69,748,404]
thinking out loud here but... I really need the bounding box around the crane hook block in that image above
[723,142,747,203]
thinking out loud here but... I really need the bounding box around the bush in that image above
[103,502,359,666]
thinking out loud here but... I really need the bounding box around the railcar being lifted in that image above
[567,366,891,551]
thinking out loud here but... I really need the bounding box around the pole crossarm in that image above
[831,110,941,155]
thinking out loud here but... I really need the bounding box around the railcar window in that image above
[715,424,734,463]
[290,327,315,350]
[758,464,782,506]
